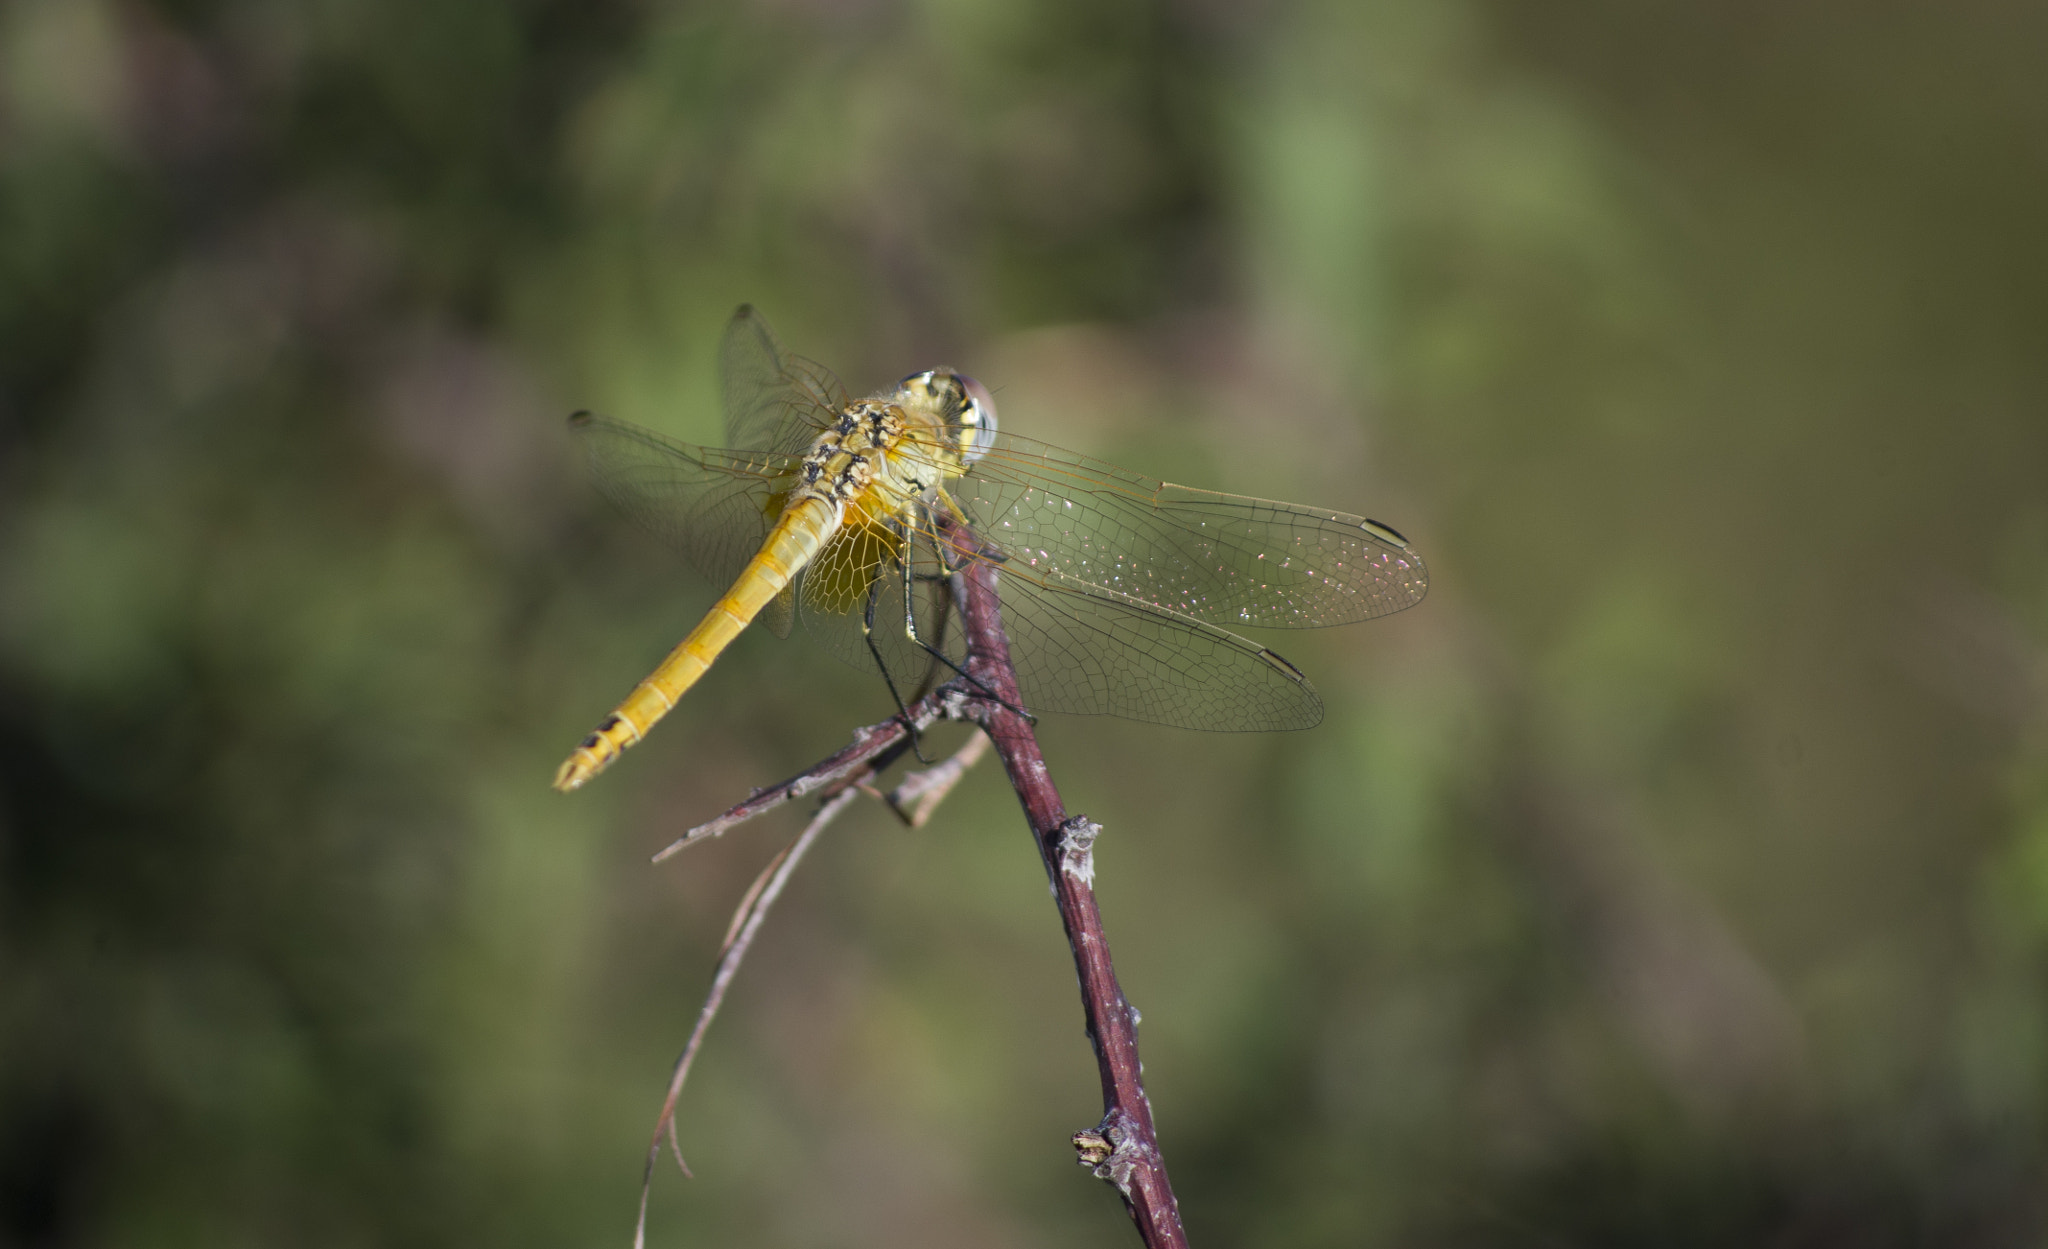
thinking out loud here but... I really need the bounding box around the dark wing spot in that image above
[1257,648,1308,682]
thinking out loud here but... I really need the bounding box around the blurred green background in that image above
[6,0,2048,1244]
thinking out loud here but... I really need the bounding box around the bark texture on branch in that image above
[945,520,1191,1249]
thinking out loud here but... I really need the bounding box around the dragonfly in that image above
[553,306,1428,792]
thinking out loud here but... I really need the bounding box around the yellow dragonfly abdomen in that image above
[552,492,839,792]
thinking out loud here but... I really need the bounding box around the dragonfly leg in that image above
[863,573,935,765]
[909,518,1036,725]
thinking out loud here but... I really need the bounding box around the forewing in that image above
[953,433,1428,630]
[721,304,849,458]
[570,411,802,638]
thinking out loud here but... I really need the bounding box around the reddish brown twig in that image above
[640,522,1188,1248]
[940,515,1191,1248]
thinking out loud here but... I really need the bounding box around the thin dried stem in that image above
[633,696,994,1248]
[881,731,991,827]
[634,785,859,1249]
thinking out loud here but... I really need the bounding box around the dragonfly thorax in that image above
[789,398,946,524]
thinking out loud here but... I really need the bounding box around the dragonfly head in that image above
[899,368,999,464]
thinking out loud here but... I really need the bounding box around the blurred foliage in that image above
[5,0,2048,1245]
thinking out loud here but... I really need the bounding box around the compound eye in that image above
[956,373,998,462]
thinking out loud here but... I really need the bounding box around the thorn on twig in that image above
[1073,1127,1114,1167]
[1057,816,1101,886]
[1071,1108,1151,1198]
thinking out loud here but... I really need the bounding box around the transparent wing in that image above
[569,411,803,638]
[812,499,1324,733]
[988,568,1322,731]
[721,304,849,459]
[950,433,1428,630]
[771,423,1410,731]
